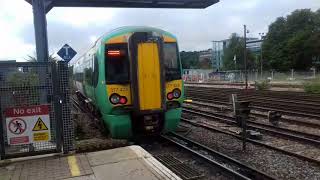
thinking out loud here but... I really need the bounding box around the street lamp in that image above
[259,32,265,79]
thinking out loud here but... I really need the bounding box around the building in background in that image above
[212,40,230,71]
[212,38,263,71]
[246,39,263,53]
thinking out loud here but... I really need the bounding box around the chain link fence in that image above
[0,61,74,159]
[183,69,318,85]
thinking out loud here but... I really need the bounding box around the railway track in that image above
[186,86,320,108]
[181,108,320,165]
[185,82,304,89]
[183,106,320,145]
[73,97,275,179]
[71,97,105,132]
[186,93,320,119]
[186,90,320,113]
[162,132,276,180]
[185,86,319,101]
[187,100,320,129]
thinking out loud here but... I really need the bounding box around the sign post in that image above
[57,44,77,62]
[5,105,51,145]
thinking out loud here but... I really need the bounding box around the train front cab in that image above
[103,31,183,139]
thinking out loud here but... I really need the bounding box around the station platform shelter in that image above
[0,145,181,180]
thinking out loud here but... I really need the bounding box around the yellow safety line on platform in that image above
[68,155,81,176]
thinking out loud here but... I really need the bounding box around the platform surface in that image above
[0,145,182,180]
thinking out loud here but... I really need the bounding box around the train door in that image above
[129,32,166,112]
[129,32,166,134]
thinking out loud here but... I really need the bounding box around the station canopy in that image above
[25,0,219,63]
[26,0,219,11]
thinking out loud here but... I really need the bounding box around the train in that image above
[70,26,184,139]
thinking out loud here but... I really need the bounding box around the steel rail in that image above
[183,107,320,146]
[186,89,320,108]
[185,92,320,115]
[162,132,276,180]
[180,118,320,165]
[71,97,104,132]
[187,100,320,129]
[184,105,320,141]
[185,87,320,104]
[187,96,320,119]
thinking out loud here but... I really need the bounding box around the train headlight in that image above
[172,88,181,98]
[167,92,174,100]
[119,97,127,104]
[110,93,120,104]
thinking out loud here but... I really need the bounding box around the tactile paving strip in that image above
[155,154,204,180]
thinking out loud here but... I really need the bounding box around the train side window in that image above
[84,57,93,85]
[105,44,130,84]
[163,42,181,81]
[92,55,99,87]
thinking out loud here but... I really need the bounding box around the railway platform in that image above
[0,145,181,180]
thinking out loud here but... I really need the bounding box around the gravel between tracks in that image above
[179,121,320,180]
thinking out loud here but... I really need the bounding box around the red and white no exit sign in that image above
[5,105,51,145]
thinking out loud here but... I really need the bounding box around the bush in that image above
[303,79,320,94]
[255,80,271,90]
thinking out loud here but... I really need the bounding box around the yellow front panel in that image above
[107,84,132,106]
[166,80,183,94]
[137,43,161,110]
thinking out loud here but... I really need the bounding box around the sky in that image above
[0,0,319,61]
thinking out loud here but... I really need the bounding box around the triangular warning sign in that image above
[32,117,48,131]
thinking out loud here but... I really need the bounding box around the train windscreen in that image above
[164,43,181,81]
[105,44,130,84]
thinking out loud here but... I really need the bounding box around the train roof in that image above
[69,26,177,65]
[97,26,177,45]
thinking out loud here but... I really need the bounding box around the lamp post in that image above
[259,33,265,79]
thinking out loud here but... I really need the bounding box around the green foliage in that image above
[7,71,39,87]
[303,79,320,94]
[180,51,200,69]
[263,9,320,71]
[7,71,40,105]
[25,54,59,62]
[222,33,255,70]
[255,80,271,90]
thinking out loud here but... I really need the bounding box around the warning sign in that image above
[5,105,51,145]
[32,117,48,131]
[33,132,49,141]
[8,118,27,135]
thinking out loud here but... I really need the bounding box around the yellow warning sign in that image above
[33,132,49,141]
[32,117,48,131]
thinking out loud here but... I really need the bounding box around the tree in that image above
[180,51,200,69]
[263,9,320,71]
[25,53,59,62]
[222,33,255,70]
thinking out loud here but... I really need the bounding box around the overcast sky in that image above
[0,0,319,61]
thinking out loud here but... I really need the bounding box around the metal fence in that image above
[183,69,318,84]
[0,61,74,159]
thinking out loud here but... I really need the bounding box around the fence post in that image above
[291,69,294,80]
[0,101,5,160]
[51,62,63,152]
[58,61,74,153]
